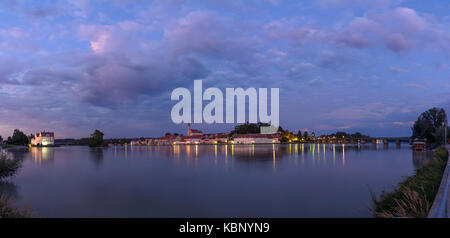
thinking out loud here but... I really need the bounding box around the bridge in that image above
[374,137,410,142]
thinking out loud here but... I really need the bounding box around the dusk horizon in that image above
[0,0,449,139]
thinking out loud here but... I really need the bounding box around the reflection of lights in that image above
[195,145,198,159]
[173,145,180,158]
[214,145,218,167]
[31,147,54,164]
[312,144,315,161]
[333,144,336,164]
[186,145,191,161]
[342,144,345,166]
[317,144,320,159]
[272,144,276,171]
[225,145,228,171]
[323,144,326,160]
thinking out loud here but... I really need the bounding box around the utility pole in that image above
[445,119,448,147]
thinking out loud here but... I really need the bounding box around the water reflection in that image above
[0,181,19,200]
[102,143,420,170]
[89,148,105,167]
[0,151,24,202]
[412,151,433,168]
[5,143,423,218]
[31,147,55,164]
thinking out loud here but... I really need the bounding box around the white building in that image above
[233,134,280,144]
[31,131,55,146]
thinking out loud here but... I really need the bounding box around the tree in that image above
[0,153,22,180]
[297,130,303,139]
[230,122,270,135]
[10,129,28,145]
[412,107,447,145]
[303,131,308,139]
[89,130,105,147]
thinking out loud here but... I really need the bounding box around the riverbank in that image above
[0,153,33,218]
[0,196,33,218]
[372,146,449,217]
[0,145,28,150]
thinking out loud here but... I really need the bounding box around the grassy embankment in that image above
[372,146,449,217]
[0,153,33,218]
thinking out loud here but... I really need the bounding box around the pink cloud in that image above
[316,124,353,130]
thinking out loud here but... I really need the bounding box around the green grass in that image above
[372,147,449,218]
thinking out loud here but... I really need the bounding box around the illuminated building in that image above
[233,134,280,144]
[31,131,55,146]
[187,123,203,136]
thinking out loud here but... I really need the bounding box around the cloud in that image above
[316,0,404,9]
[389,66,409,73]
[26,6,61,18]
[265,7,440,54]
[0,1,449,138]
[164,11,259,63]
[392,121,414,126]
[316,124,353,130]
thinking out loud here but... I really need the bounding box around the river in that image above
[0,143,431,217]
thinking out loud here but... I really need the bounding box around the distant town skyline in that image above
[0,0,449,139]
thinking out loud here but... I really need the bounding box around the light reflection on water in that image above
[0,143,432,218]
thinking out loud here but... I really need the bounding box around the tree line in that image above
[412,107,449,147]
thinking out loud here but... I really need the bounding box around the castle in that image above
[31,131,55,146]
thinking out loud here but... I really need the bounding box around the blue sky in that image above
[0,0,449,139]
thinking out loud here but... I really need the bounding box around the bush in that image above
[0,153,22,180]
[0,153,32,218]
[372,147,449,217]
[0,195,33,218]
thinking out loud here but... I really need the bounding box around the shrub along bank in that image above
[372,147,449,218]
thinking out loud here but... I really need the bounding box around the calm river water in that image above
[1,143,431,217]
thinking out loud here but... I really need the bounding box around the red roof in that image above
[190,129,203,133]
[37,132,54,137]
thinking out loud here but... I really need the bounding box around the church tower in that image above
[187,123,191,136]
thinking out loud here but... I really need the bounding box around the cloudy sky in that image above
[0,0,449,139]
